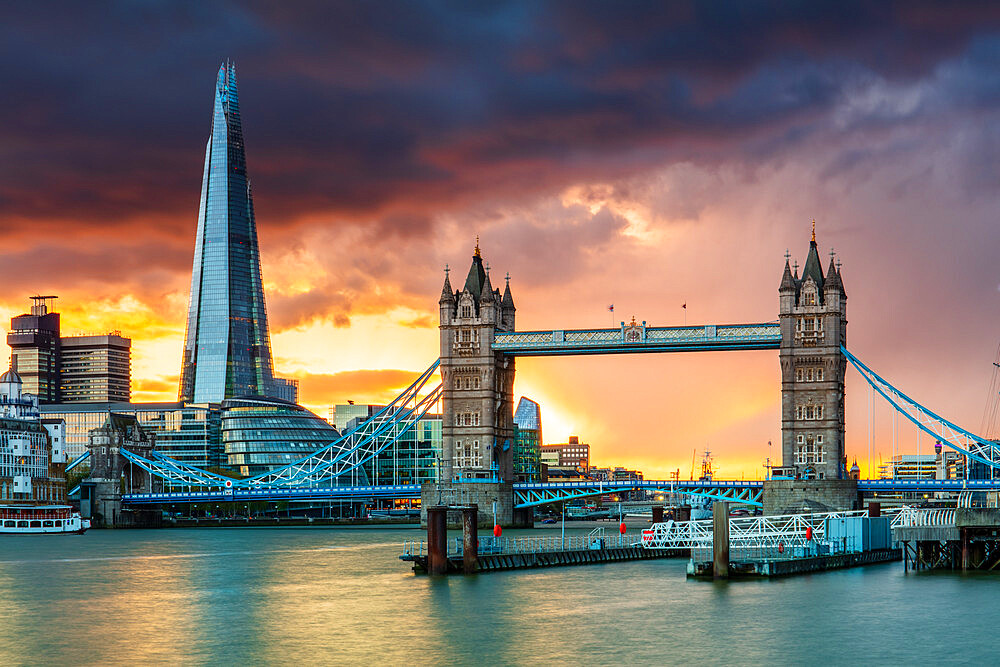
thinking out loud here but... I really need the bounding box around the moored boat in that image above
[0,505,90,534]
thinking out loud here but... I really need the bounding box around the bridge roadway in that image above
[121,478,1000,508]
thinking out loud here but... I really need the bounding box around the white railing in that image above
[891,506,955,528]
[641,510,871,550]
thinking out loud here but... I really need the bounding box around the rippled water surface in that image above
[1,524,998,665]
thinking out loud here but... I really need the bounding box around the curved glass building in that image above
[221,396,341,477]
[513,397,542,482]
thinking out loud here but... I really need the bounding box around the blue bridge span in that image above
[101,340,1000,511]
[121,478,1000,509]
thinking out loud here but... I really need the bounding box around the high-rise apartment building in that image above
[7,296,61,402]
[7,296,132,404]
[59,334,131,402]
[178,62,295,404]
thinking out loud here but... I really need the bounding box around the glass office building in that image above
[179,62,293,404]
[331,404,442,485]
[370,417,442,486]
[329,403,379,431]
[39,402,222,467]
[513,397,542,482]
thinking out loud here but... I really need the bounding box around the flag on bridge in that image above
[608,304,614,312]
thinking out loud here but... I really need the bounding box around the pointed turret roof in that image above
[800,237,825,290]
[480,266,495,303]
[779,259,796,291]
[463,246,487,298]
[440,266,454,304]
[502,275,515,309]
[824,256,841,292]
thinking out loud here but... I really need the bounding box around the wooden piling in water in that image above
[462,505,479,574]
[427,506,448,575]
[713,501,730,579]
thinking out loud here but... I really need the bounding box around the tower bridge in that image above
[438,228,846,487]
[99,230,1000,524]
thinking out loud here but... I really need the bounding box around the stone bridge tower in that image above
[80,413,159,527]
[439,242,516,482]
[778,225,848,480]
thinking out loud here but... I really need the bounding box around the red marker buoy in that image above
[493,524,502,538]
[806,526,813,541]
[619,522,627,535]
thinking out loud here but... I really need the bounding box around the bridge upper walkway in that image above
[492,322,780,356]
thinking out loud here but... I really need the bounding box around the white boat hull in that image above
[0,514,90,534]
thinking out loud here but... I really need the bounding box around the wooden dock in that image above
[405,545,683,574]
[687,548,901,579]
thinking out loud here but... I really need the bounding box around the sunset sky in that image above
[2,2,999,479]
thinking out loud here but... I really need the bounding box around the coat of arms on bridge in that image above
[623,316,645,343]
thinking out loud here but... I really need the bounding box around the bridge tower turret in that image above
[80,413,159,527]
[778,225,848,480]
[439,241,516,482]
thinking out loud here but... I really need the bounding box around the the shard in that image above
[179,63,292,404]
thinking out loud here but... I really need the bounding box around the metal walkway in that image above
[492,322,780,356]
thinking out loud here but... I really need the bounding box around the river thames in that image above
[2,523,998,665]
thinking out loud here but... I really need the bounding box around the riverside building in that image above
[39,402,221,466]
[541,437,590,472]
[0,365,66,503]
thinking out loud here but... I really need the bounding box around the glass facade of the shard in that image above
[179,63,278,404]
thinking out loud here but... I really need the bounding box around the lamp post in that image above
[561,502,566,549]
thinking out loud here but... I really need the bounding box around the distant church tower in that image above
[439,242,517,482]
[778,224,848,479]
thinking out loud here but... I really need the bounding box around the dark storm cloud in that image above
[3,0,1000,244]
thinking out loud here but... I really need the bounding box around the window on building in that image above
[461,329,471,342]
[803,290,816,306]
[816,368,824,381]
[461,305,472,318]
